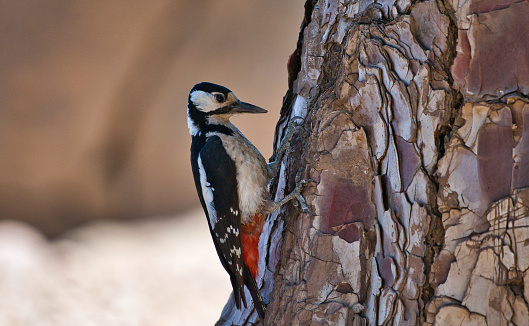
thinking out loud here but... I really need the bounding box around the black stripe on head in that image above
[191,82,232,97]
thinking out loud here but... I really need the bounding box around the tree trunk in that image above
[217,0,529,325]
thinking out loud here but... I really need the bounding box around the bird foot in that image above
[268,178,316,215]
[291,178,316,216]
[268,117,305,175]
[280,116,304,150]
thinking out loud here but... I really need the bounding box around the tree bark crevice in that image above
[217,0,529,324]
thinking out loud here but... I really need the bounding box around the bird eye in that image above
[215,94,225,102]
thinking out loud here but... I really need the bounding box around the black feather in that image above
[191,135,247,310]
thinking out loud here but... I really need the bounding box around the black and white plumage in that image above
[188,82,269,318]
[187,82,311,319]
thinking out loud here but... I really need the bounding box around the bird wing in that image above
[195,135,247,309]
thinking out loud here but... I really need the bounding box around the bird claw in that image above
[269,117,306,175]
[297,194,315,216]
[293,178,316,190]
[280,117,304,148]
[292,178,316,216]
[268,178,316,215]
[288,116,305,127]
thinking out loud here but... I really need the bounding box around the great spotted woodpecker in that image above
[187,82,309,319]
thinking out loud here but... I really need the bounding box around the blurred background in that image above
[0,0,303,324]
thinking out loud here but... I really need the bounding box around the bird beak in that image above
[229,101,268,114]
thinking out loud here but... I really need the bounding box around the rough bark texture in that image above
[217,0,529,325]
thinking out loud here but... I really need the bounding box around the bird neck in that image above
[206,114,233,127]
[204,116,237,136]
[188,109,236,137]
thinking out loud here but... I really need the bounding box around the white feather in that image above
[190,90,221,113]
[230,246,242,258]
[197,155,217,228]
[187,109,200,136]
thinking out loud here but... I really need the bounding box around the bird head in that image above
[187,82,267,135]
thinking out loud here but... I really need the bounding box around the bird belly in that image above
[236,157,268,223]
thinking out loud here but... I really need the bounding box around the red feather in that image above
[241,213,265,279]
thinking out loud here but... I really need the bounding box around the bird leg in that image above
[265,117,315,215]
[264,178,315,216]
[267,116,304,176]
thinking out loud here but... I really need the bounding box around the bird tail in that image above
[230,270,265,319]
[243,267,266,319]
[230,274,247,310]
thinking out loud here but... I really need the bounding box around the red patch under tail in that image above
[241,213,265,279]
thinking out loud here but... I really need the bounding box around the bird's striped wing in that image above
[195,135,247,309]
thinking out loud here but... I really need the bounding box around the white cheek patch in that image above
[197,155,217,228]
[190,90,220,112]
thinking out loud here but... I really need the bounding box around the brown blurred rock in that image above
[0,0,303,236]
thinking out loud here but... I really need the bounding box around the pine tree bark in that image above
[217,0,529,325]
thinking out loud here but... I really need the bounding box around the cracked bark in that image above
[217,0,529,325]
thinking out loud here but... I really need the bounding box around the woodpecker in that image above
[187,82,308,319]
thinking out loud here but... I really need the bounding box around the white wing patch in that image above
[219,233,228,243]
[197,155,217,228]
[230,246,242,258]
[227,225,239,236]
